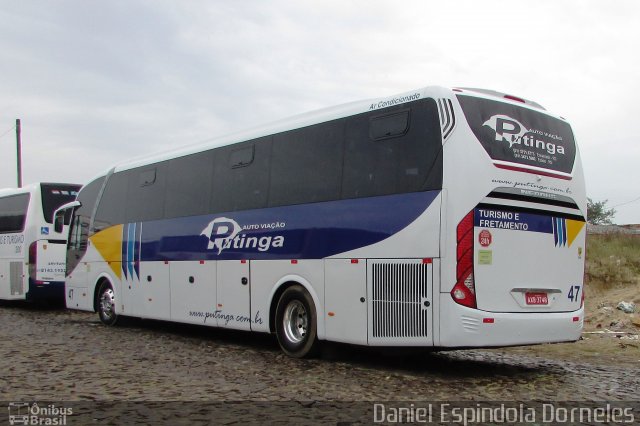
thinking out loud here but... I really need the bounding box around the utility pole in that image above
[16,118,22,188]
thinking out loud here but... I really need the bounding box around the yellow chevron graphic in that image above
[89,224,123,279]
[566,219,585,247]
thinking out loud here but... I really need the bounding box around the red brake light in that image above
[28,242,38,279]
[504,94,525,103]
[451,210,477,309]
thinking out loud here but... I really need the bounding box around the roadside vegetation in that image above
[586,233,640,289]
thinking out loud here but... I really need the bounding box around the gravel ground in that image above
[1,302,638,424]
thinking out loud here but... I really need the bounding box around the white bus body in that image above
[0,183,80,302]
[62,86,586,357]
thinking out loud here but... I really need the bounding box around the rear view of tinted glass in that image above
[40,184,81,223]
[0,194,30,233]
[457,95,576,174]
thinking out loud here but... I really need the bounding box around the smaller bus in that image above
[0,182,80,302]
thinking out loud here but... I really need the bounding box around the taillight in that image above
[580,287,585,308]
[28,241,38,279]
[504,94,525,103]
[451,210,477,308]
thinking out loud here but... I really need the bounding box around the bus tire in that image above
[275,285,320,358]
[97,281,119,326]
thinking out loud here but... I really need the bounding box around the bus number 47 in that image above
[567,285,581,303]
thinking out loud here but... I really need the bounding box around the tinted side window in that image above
[212,137,271,213]
[269,120,344,207]
[0,194,30,233]
[94,172,128,231]
[165,151,214,218]
[342,98,442,199]
[125,162,168,222]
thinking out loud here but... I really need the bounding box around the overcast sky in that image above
[0,1,638,224]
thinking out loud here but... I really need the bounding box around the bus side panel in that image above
[66,240,101,312]
[250,259,324,337]
[324,259,367,345]
[170,260,217,326]
[137,261,171,321]
[65,260,91,310]
[216,260,251,330]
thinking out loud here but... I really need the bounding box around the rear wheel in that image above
[275,285,319,358]
[97,281,119,326]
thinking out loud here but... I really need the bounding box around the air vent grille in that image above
[438,98,456,140]
[370,262,430,339]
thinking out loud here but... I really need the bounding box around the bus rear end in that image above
[26,183,81,303]
[439,88,586,348]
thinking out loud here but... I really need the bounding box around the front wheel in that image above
[97,281,119,326]
[275,285,320,358]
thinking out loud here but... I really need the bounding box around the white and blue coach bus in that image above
[0,183,80,302]
[57,87,586,357]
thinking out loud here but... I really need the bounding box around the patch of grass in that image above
[586,234,640,290]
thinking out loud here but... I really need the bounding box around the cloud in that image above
[0,0,638,222]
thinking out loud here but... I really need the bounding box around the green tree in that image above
[587,198,616,225]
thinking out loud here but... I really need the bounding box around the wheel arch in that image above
[92,273,115,313]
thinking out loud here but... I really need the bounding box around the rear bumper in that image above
[27,279,65,303]
[438,294,583,347]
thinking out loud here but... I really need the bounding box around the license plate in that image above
[525,292,548,305]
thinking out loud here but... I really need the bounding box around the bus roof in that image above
[107,85,563,174]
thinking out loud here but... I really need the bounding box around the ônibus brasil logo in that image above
[200,217,285,254]
[483,115,565,156]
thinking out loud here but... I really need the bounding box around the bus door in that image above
[216,260,251,330]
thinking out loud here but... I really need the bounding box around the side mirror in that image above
[53,200,81,234]
[54,211,65,233]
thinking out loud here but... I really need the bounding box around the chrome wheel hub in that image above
[283,300,308,344]
[100,288,115,320]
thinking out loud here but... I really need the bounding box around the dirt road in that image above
[1,302,638,424]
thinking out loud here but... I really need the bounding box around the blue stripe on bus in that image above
[135,222,141,280]
[121,225,128,279]
[127,223,135,279]
[131,191,439,261]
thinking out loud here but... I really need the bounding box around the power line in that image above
[0,124,16,139]
[612,196,640,208]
